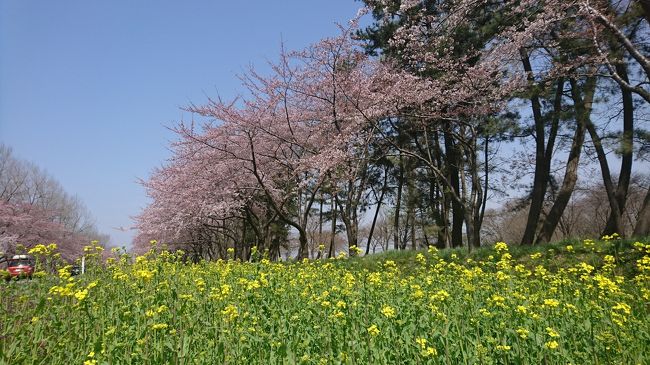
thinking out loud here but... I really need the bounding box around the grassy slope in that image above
[343,237,649,277]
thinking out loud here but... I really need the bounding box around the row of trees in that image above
[136,0,650,260]
[0,144,108,261]
[482,174,650,244]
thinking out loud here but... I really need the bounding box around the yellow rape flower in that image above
[422,346,437,357]
[74,289,88,301]
[151,323,168,330]
[381,305,396,318]
[543,299,560,308]
[494,242,508,253]
[612,302,631,315]
[222,304,239,321]
[489,295,506,308]
[516,328,529,339]
[431,289,450,302]
[546,327,560,338]
[496,345,511,352]
[367,324,380,336]
[58,267,72,280]
[368,272,382,285]
[545,341,559,350]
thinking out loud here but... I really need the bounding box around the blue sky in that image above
[0,0,366,247]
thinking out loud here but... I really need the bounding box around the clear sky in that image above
[0,0,366,247]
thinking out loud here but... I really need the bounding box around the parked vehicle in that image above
[6,254,35,281]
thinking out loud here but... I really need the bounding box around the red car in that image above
[6,255,35,280]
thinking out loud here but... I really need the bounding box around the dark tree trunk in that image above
[328,197,337,258]
[433,132,449,248]
[296,230,309,260]
[319,192,323,240]
[406,159,417,250]
[410,208,417,250]
[393,153,404,250]
[603,63,634,236]
[366,169,388,255]
[520,49,546,245]
[470,138,483,249]
[444,129,464,247]
[401,206,410,250]
[235,217,246,260]
[536,77,595,244]
[433,178,448,249]
[521,74,565,244]
[584,118,624,236]
[270,235,281,261]
[479,135,489,237]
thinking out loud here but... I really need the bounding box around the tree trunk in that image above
[464,209,477,251]
[296,229,309,260]
[471,140,483,249]
[433,132,449,248]
[336,194,354,254]
[445,129,464,247]
[319,192,323,242]
[479,135,489,238]
[270,235,280,261]
[584,118,624,236]
[328,197,337,258]
[433,178,448,249]
[401,206,411,250]
[406,159,417,250]
[366,169,388,255]
[633,186,650,237]
[536,77,595,244]
[238,217,247,261]
[393,153,404,250]
[410,209,417,250]
[520,49,546,245]
[603,62,634,236]
[521,75,565,245]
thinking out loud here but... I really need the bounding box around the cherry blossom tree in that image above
[138,22,382,259]
[0,144,108,260]
[138,0,650,256]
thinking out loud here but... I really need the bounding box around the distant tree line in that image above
[0,144,108,261]
[135,0,650,260]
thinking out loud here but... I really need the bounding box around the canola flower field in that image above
[1,238,649,365]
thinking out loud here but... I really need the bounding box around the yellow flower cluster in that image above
[367,324,380,336]
[10,238,649,364]
[380,305,396,318]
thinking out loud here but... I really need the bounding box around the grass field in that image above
[2,237,649,364]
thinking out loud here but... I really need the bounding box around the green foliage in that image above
[2,238,649,364]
